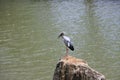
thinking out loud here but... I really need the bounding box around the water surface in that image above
[0,0,120,80]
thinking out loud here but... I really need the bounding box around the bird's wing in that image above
[63,36,70,42]
[63,36,71,47]
[62,36,74,51]
[67,42,70,47]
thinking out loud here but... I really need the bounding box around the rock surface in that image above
[53,55,105,80]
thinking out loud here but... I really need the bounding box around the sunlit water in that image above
[0,0,120,80]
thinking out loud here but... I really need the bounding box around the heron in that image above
[58,32,74,56]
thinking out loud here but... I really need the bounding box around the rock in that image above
[53,55,105,80]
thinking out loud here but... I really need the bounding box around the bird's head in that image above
[58,32,64,38]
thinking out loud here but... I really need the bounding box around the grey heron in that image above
[58,32,74,56]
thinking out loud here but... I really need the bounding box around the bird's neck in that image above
[60,35,63,38]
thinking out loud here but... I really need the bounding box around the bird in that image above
[58,32,74,56]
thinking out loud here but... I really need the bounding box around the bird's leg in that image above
[66,47,68,56]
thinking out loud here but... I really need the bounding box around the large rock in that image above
[53,55,105,80]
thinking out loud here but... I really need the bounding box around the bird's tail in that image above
[69,44,74,51]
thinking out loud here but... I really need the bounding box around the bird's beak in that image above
[58,35,61,39]
[58,32,64,39]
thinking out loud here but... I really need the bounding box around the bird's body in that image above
[62,36,74,51]
[58,32,74,56]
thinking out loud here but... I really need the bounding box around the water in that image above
[0,0,120,80]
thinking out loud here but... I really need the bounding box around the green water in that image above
[0,0,120,80]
